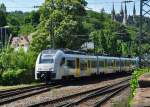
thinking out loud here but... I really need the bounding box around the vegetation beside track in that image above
[0,83,40,90]
[0,48,37,85]
[130,68,150,97]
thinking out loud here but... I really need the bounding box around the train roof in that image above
[62,49,86,55]
[41,49,138,60]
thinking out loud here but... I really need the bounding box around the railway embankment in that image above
[131,69,150,107]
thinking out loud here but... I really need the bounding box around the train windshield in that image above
[40,54,54,64]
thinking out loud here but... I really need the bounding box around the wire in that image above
[7,7,35,9]
[88,0,140,4]
[4,0,140,9]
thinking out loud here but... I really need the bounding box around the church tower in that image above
[111,2,116,21]
[133,2,136,23]
[120,2,124,23]
[123,2,127,25]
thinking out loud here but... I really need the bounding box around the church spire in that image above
[133,2,136,23]
[123,2,127,25]
[120,2,124,23]
[111,2,116,21]
[133,2,136,15]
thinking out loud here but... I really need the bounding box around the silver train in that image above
[35,49,139,82]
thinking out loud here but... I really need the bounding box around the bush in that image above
[1,69,34,85]
[130,68,150,97]
[0,47,37,85]
[0,47,37,71]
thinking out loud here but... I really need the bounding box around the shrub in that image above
[130,68,150,97]
[1,69,34,85]
[0,47,37,71]
[0,47,37,85]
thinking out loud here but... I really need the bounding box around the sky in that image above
[0,0,140,15]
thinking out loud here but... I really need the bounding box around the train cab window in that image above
[67,60,75,68]
[40,54,54,64]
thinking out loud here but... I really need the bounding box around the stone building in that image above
[111,2,136,25]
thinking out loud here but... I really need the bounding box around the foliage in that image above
[130,68,150,97]
[19,24,35,36]
[6,10,40,36]
[0,47,37,85]
[30,0,87,52]
[0,10,6,27]
[30,31,50,53]
[0,47,37,71]
[1,69,34,85]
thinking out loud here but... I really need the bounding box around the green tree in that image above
[31,0,87,52]
[100,30,108,53]
[19,24,35,35]
[30,11,40,26]
[90,30,101,53]
[0,11,6,27]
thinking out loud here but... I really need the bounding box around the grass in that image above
[130,68,150,97]
[112,68,150,107]
[0,83,41,90]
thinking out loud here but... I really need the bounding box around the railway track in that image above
[0,84,62,105]
[29,77,131,107]
[0,84,47,94]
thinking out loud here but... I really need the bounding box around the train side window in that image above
[116,60,119,67]
[121,60,125,67]
[113,60,116,66]
[91,60,96,68]
[80,60,87,70]
[104,59,107,67]
[128,60,131,66]
[60,57,65,66]
[67,60,75,68]
[107,60,111,67]
[99,60,104,67]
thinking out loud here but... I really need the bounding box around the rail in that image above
[0,84,62,105]
[29,77,131,107]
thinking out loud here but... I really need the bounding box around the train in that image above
[35,49,139,82]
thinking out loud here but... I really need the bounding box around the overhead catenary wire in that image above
[4,0,141,9]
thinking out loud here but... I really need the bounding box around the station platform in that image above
[132,72,150,107]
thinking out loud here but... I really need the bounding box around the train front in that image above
[35,50,57,82]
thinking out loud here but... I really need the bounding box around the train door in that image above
[104,59,107,73]
[87,60,91,76]
[75,58,80,77]
[113,59,116,72]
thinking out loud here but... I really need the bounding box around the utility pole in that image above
[139,0,150,67]
[50,0,55,49]
[139,0,143,67]
[0,28,2,49]
[0,26,10,49]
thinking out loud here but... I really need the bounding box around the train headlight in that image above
[49,68,54,71]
